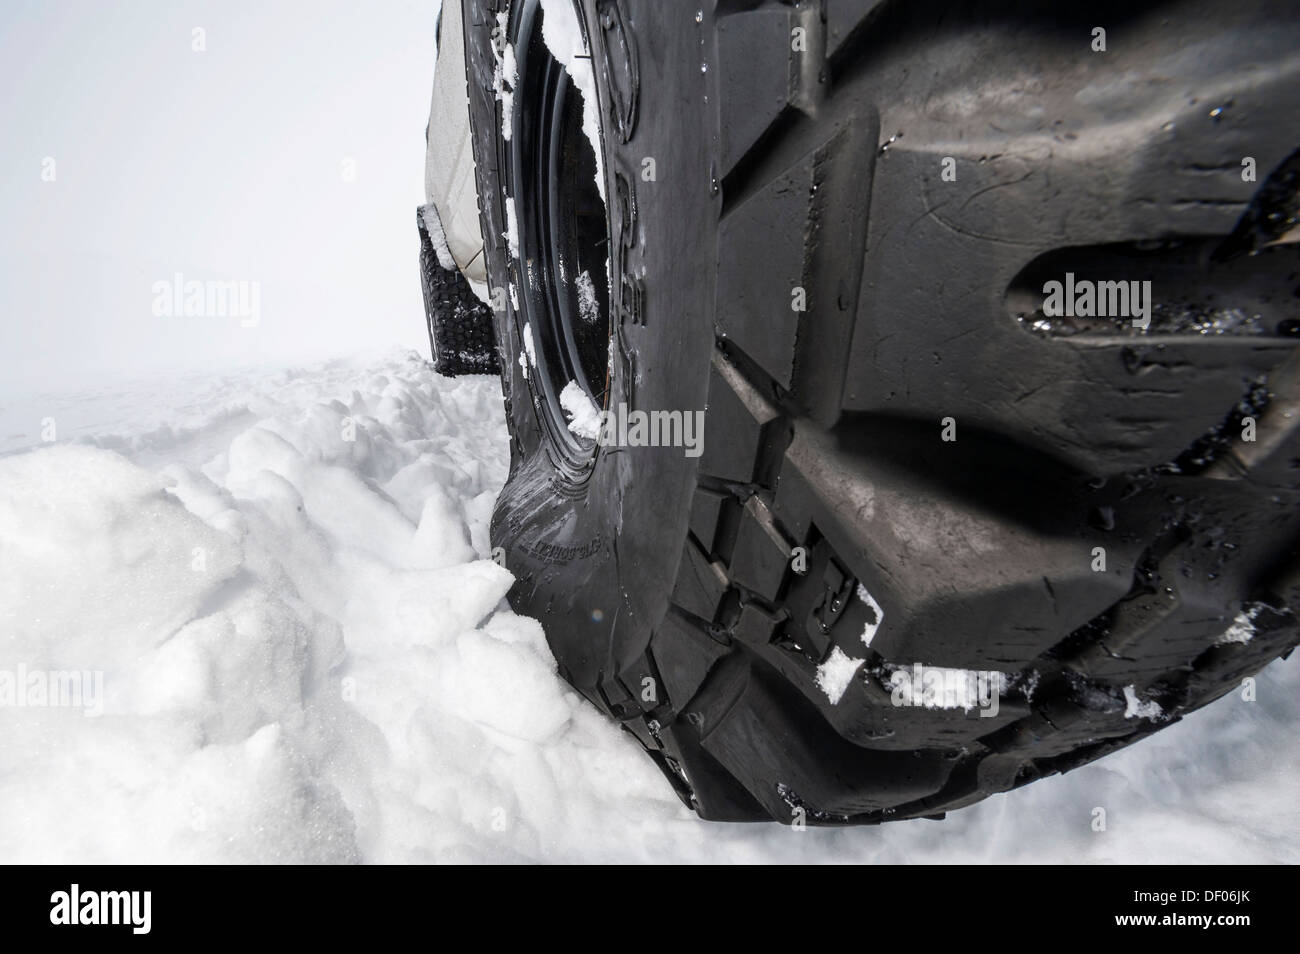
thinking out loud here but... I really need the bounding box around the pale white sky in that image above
[0,0,443,397]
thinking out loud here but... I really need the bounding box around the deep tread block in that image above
[715,145,816,390]
[727,494,793,601]
[714,7,793,178]
[699,352,781,484]
[695,659,955,819]
[671,538,730,623]
[733,601,788,649]
[824,0,888,61]
[689,486,729,554]
[650,612,729,711]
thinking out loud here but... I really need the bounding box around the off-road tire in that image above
[418,205,500,376]
[463,0,1300,823]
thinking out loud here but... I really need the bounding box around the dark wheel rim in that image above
[510,0,611,468]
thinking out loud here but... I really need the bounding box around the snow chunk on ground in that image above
[0,444,243,670]
[559,381,602,440]
[815,647,863,705]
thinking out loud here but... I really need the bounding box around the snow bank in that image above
[1,351,1297,863]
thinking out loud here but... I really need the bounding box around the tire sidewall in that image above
[465,0,718,709]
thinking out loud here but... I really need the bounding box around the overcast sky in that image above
[0,0,443,397]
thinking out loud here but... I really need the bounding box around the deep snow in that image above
[1,351,1297,863]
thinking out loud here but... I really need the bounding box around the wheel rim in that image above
[509,0,611,467]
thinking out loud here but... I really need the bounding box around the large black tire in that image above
[463,0,1300,823]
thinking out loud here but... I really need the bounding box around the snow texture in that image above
[420,205,457,272]
[815,647,864,705]
[521,322,536,377]
[559,381,601,440]
[539,0,606,203]
[1219,606,1261,645]
[1124,685,1166,721]
[492,11,517,144]
[504,194,520,259]
[575,270,599,325]
[1,351,1299,862]
[856,582,884,648]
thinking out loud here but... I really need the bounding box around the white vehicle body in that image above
[424,0,486,287]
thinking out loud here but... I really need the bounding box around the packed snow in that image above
[504,195,520,258]
[420,205,458,272]
[1123,685,1167,721]
[856,582,884,648]
[1,350,1298,863]
[559,380,602,440]
[492,11,517,144]
[575,269,599,325]
[815,647,864,705]
[1220,605,1262,645]
[519,322,536,379]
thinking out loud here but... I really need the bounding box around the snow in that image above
[1123,685,1166,721]
[420,205,457,272]
[492,11,517,144]
[539,0,606,203]
[499,79,515,143]
[504,194,520,258]
[815,647,864,705]
[521,322,536,377]
[1,350,1299,862]
[856,582,884,647]
[575,269,599,325]
[559,380,602,440]
[1219,605,1262,645]
[503,46,518,103]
